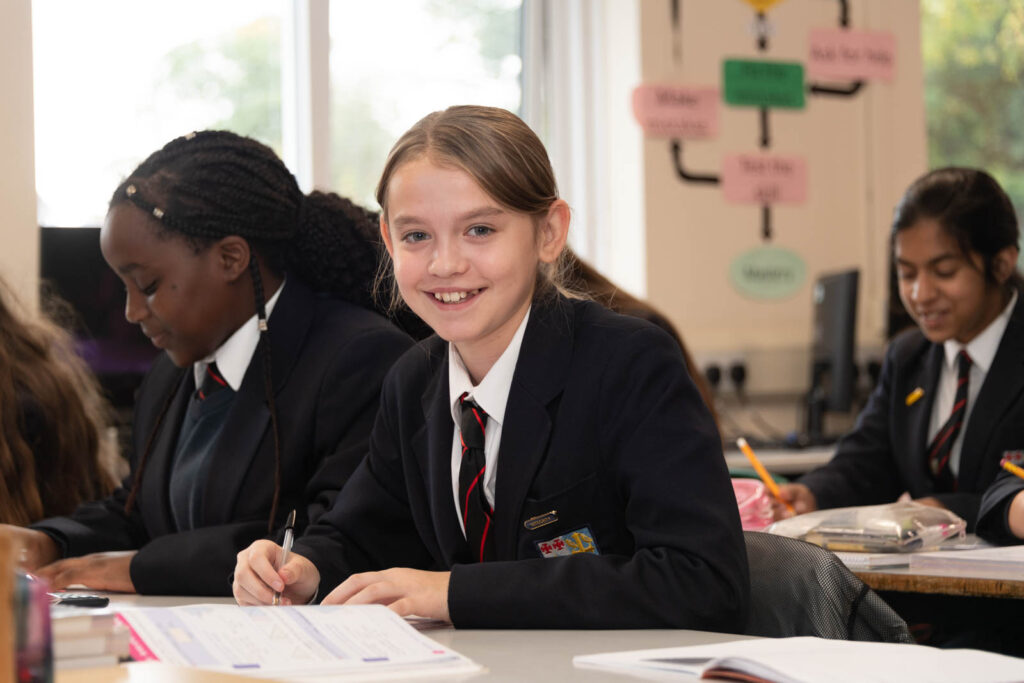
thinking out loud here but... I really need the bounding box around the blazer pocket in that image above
[519,473,605,556]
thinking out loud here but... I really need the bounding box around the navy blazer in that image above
[295,295,749,630]
[799,293,1024,529]
[977,472,1024,544]
[33,279,413,595]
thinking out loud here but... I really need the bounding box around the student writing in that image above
[774,168,1023,530]
[233,105,749,630]
[3,131,412,595]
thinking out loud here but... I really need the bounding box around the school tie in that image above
[458,393,495,562]
[926,350,972,491]
[196,362,229,401]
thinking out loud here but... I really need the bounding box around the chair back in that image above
[743,531,913,642]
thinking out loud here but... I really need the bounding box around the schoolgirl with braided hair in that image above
[9,130,413,595]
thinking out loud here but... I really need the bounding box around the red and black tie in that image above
[458,392,494,562]
[926,350,972,491]
[196,362,229,401]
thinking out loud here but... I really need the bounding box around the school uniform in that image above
[295,294,749,631]
[33,278,413,595]
[798,292,1024,529]
[977,472,1024,544]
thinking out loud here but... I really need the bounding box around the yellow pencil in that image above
[736,437,795,515]
[1001,458,1024,482]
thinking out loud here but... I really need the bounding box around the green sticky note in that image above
[723,59,806,109]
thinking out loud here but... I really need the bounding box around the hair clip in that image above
[185,131,196,140]
[125,184,136,196]
[152,207,164,219]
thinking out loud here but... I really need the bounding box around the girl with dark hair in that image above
[233,106,747,630]
[5,130,412,595]
[0,277,117,525]
[775,167,1024,531]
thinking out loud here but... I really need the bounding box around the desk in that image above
[855,564,1024,600]
[56,595,754,682]
[724,445,834,476]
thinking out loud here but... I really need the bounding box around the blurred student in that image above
[977,469,1024,544]
[233,105,748,630]
[774,167,1023,530]
[3,131,412,595]
[0,277,117,526]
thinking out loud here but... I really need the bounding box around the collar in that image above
[943,290,1017,374]
[193,277,286,391]
[448,307,531,427]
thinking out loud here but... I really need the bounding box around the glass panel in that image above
[32,0,283,227]
[329,0,523,208]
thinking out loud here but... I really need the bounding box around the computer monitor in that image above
[805,269,859,443]
[39,227,159,411]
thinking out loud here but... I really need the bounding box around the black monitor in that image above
[39,227,159,411]
[805,269,859,443]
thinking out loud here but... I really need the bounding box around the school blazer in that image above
[977,472,1024,544]
[798,294,1024,529]
[296,295,749,631]
[33,279,413,595]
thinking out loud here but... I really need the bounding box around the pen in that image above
[49,593,110,608]
[273,509,297,606]
[736,437,795,515]
[1001,458,1024,482]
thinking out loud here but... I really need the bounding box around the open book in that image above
[116,604,480,679]
[573,636,1024,683]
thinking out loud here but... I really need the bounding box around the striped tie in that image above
[458,393,494,562]
[926,350,972,491]
[196,362,229,401]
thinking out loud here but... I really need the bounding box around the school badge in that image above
[1002,450,1024,466]
[535,526,600,558]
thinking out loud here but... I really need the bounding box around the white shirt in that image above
[928,290,1017,476]
[193,278,285,391]
[448,308,531,537]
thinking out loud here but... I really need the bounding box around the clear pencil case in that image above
[764,501,966,552]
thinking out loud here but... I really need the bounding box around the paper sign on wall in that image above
[807,28,896,82]
[730,246,806,300]
[632,85,719,139]
[723,59,805,109]
[722,154,807,204]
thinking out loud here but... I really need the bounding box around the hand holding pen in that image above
[273,509,297,606]
[736,437,797,517]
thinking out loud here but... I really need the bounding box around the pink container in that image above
[732,478,774,530]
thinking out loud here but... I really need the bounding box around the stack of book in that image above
[51,606,130,670]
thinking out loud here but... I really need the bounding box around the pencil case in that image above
[764,501,966,552]
[732,478,774,530]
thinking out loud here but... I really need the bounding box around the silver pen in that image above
[273,509,297,606]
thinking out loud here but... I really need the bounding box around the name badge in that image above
[523,510,558,530]
[535,526,600,558]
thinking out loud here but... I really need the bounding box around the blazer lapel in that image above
[139,366,192,537]
[413,341,472,564]
[492,297,574,559]
[894,340,943,490]
[201,279,315,525]
[958,297,1024,489]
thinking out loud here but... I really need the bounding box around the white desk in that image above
[724,445,834,476]
[56,595,755,682]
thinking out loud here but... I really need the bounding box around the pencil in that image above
[736,437,795,515]
[1001,458,1024,482]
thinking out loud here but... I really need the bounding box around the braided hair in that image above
[111,130,383,533]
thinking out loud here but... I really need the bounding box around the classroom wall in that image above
[0,1,39,310]
[637,0,926,406]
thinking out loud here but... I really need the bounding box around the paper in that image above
[116,604,479,679]
[909,544,1024,572]
[574,636,1024,683]
[833,551,910,569]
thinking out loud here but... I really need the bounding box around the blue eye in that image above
[402,231,429,243]
[467,225,494,237]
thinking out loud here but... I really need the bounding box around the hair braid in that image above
[124,369,185,515]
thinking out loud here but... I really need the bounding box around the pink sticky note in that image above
[631,85,719,139]
[722,154,807,204]
[807,28,896,82]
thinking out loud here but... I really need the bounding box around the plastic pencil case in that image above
[764,501,966,552]
[732,478,773,531]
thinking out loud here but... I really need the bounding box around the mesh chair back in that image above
[743,531,913,642]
